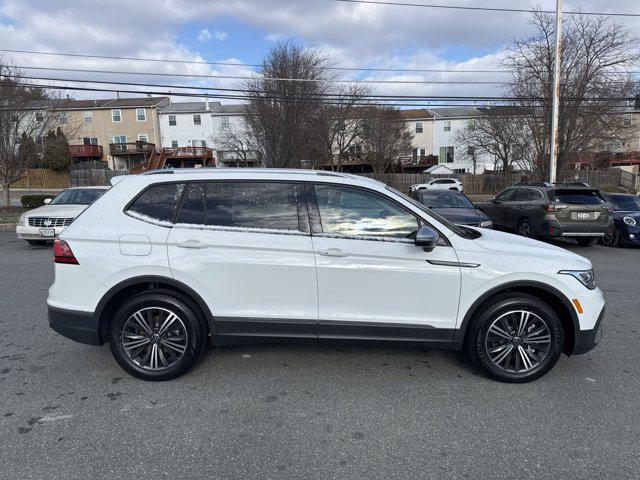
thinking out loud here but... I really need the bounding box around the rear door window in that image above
[127,183,185,223]
[205,182,304,232]
[552,190,604,205]
[176,182,205,225]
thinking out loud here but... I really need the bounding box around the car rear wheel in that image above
[575,237,598,247]
[600,229,619,247]
[109,293,206,381]
[517,218,534,238]
[467,293,563,383]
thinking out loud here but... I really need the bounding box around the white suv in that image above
[47,169,605,382]
[410,178,463,193]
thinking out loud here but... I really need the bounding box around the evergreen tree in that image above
[42,128,71,171]
[18,133,39,167]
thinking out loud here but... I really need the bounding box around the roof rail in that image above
[142,169,174,175]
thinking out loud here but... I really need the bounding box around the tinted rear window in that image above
[205,182,301,231]
[128,183,185,223]
[552,190,604,205]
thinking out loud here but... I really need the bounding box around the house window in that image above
[220,116,230,129]
[136,108,146,121]
[82,137,99,145]
[59,113,68,124]
[193,114,201,125]
[138,134,148,143]
[439,146,455,163]
[112,109,122,122]
[169,115,177,126]
[35,112,44,122]
[171,140,178,148]
[113,135,127,144]
[624,114,632,126]
[83,111,93,123]
[192,139,206,147]
[415,122,423,134]
[443,121,451,132]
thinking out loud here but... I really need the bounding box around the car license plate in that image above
[39,228,55,237]
[576,212,591,220]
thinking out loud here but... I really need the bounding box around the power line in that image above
[11,65,639,86]
[8,74,636,103]
[334,0,640,17]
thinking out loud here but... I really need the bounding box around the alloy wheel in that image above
[484,310,551,374]
[121,307,188,371]
[518,221,532,237]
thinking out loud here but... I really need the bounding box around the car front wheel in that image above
[109,293,206,381]
[467,293,563,383]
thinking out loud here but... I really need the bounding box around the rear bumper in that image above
[48,305,101,346]
[572,306,605,355]
[537,218,613,238]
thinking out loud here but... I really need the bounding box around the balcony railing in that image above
[69,144,103,157]
[400,155,438,167]
[109,142,156,156]
[161,146,213,158]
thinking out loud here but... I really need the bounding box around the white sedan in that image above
[16,187,108,246]
[410,178,463,193]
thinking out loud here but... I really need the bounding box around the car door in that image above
[503,188,529,228]
[166,180,318,343]
[309,183,462,345]
[481,188,514,227]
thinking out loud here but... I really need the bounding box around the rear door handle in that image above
[175,239,208,249]
[319,248,349,257]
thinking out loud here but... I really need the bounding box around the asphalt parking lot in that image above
[1,231,639,479]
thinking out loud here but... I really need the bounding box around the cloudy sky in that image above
[0,0,639,106]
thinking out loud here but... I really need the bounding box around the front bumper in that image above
[618,225,640,245]
[16,225,65,240]
[48,305,101,346]
[572,306,605,355]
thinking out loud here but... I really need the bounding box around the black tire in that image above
[109,293,206,381]
[517,218,534,238]
[466,293,563,383]
[600,229,619,247]
[26,240,48,246]
[575,237,598,247]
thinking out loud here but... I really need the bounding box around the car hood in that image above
[431,207,488,224]
[25,204,88,218]
[469,227,591,269]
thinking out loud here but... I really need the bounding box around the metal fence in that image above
[69,169,129,187]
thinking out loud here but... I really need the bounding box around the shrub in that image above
[21,195,52,208]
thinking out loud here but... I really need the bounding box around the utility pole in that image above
[549,0,563,184]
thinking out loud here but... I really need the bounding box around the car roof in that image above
[64,186,110,190]
[122,168,386,189]
[419,189,464,195]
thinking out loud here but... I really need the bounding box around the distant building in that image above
[56,97,169,170]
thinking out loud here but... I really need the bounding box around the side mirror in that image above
[415,226,439,252]
[492,197,500,204]
[43,198,51,205]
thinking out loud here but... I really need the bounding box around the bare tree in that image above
[213,121,261,166]
[243,40,330,168]
[505,10,639,180]
[309,84,371,171]
[454,108,532,174]
[0,63,69,207]
[360,107,413,173]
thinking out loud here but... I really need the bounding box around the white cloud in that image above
[198,28,227,42]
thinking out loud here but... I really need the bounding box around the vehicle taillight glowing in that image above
[53,239,79,264]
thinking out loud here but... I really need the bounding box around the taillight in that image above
[53,239,79,264]
[544,203,568,212]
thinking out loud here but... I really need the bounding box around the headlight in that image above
[559,269,596,290]
[623,216,636,226]
[18,214,27,226]
[480,220,493,228]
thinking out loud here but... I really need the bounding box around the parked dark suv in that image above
[478,183,613,246]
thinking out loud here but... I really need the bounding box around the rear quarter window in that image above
[127,183,186,224]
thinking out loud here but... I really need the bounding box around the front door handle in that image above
[319,248,349,257]
[175,239,208,249]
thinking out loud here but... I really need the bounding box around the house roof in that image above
[58,97,170,110]
[158,102,245,115]
[424,164,454,174]
[399,108,433,120]
[429,107,484,119]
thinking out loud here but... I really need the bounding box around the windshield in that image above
[387,187,480,239]
[607,195,640,212]
[49,188,107,205]
[419,192,474,209]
